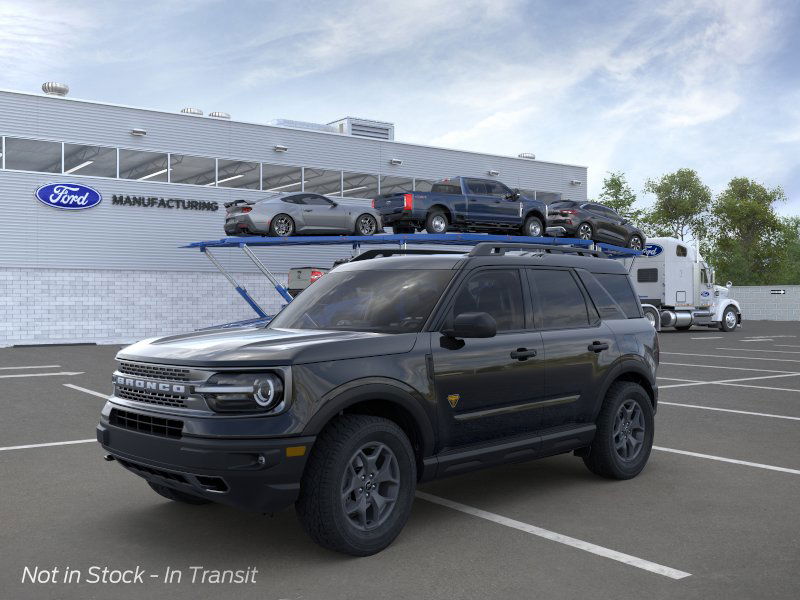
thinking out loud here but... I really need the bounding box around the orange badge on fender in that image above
[447,394,460,408]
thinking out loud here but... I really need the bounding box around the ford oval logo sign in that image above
[35,183,102,210]
[641,244,663,257]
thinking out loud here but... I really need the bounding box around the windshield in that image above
[268,269,455,333]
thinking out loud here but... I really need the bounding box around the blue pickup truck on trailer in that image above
[372,177,550,236]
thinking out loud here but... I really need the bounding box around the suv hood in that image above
[117,326,417,367]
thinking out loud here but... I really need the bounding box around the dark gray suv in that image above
[97,242,658,556]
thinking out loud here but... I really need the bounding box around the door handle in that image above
[303,209,313,212]
[510,348,537,361]
[588,341,609,352]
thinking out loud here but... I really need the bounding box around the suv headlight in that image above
[198,373,284,413]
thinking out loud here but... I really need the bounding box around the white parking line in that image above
[661,352,800,364]
[64,383,109,399]
[690,336,723,340]
[415,491,691,579]
[654,446,800,475]
[660,362,797,374]
[740,339,773,342]
[0,371,84,379]
[717,382,800,394]
[717,347,800,354]
[0,365,61,370]
[659,402,800,421]
[659,372,800,389]
[776,345,800,348]
[0,439,95,452]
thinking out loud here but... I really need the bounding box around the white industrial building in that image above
[0,84,589,346]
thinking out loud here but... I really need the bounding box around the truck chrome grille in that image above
[109,408,183,438]
[119,361,191,381]
[115,387,187,408]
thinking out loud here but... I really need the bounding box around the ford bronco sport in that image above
[97,241,658,556]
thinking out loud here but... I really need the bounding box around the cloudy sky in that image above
[1,0,799,212]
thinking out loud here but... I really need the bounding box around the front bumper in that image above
[97,406,314,513]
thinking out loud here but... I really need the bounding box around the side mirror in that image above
[329,201,338,208]
[442,312,497,339]
[726,281,732,289]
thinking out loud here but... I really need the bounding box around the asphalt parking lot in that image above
[1,321,799,600]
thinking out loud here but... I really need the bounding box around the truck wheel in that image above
[582,381,654,480]
[296,415,416,556]
[522,215,544,237]
[719,306,738,332]
[392,225,415,235]
[148,482,211,505]
[354,214,378,236]
[425,210,448,234]
[269,214,295,237]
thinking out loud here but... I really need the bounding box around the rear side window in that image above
[431,180,462,194]
[594,273,642,319]
[637,268,658,283]
[465,179,490,195]
[576,271,626,320]
[528,269,590,329]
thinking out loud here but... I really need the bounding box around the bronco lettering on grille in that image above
[115,376,186,394]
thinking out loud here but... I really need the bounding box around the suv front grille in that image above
[109,408,183,438]
[115,387,187,408]
[119,361,191,381]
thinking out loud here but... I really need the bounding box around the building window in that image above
[119,149,169,182]
[379,175,413,195]
[4,137,61,173]
[217,159,260,189]
[414,178,436,192]
[262,164,302,193]
[63,144,117,178]
[341,172,379,199]
[170,154,216,186]
[304,168,342,196]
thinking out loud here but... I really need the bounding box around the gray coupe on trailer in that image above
[224,193,383,237]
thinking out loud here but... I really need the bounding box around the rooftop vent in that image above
[42,82,69,97]
[518,152,536,160]
[268,119,337,134]
[180,107,203,116]
[328,117,394,141]
[209,111,230,119]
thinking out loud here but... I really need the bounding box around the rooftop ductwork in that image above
[209,111,231,119]
[329,117,394,141]
[268,119,337,134]
[42,82,69,97]
[180,107,203,116]
[518,152,536,160]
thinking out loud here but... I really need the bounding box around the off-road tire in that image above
[148,482,211,505]
[425,210,449,234]
[582,382,654,480]
[296,415,416,556]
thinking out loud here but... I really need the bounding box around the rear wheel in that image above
[719,306,738,332]
[521,215,544,237]
[296,415,416,556]
[582,382,654,479]
[577,222,593,240]
[148,482,211,505]
[269,214,295,237]
[425,210,448,234]
[354,214,378,236]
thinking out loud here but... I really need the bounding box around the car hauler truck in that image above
[627,237,741,332]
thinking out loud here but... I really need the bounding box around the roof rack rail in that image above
[350,248,465,262]
[468,242,606,258]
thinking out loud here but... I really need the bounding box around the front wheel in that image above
[719,306,738,332]
[269,214,295,237]
[296,415,416,556]
[628,235,644,250]
[582,382,654,479]
[354,214,379,236]
[521,215,544,237]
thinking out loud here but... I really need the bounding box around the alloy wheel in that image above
[527,220,542,236]
[273,216,293,236]
[358,215,377,235]
[431,215,447,233]
[613,400,646,462]
[629,236,643,250]
[578,224,592,239]
[725,310,737,329]
[341,442,400,531]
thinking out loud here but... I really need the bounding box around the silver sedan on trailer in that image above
[224,192,383,237]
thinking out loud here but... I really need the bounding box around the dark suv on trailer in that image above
[547,200,646,250]
[97,242,658,556]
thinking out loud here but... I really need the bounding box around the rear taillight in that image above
[371,198,376,208]
[403,193,413,211]
[560,209,577,215]
[241,207,252,213]
[310,270,324,283]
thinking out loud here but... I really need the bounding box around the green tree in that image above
[642,168,711,241]
[597,171,643,223]
[705,177,787,285]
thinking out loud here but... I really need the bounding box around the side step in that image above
[421,423,596,481]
